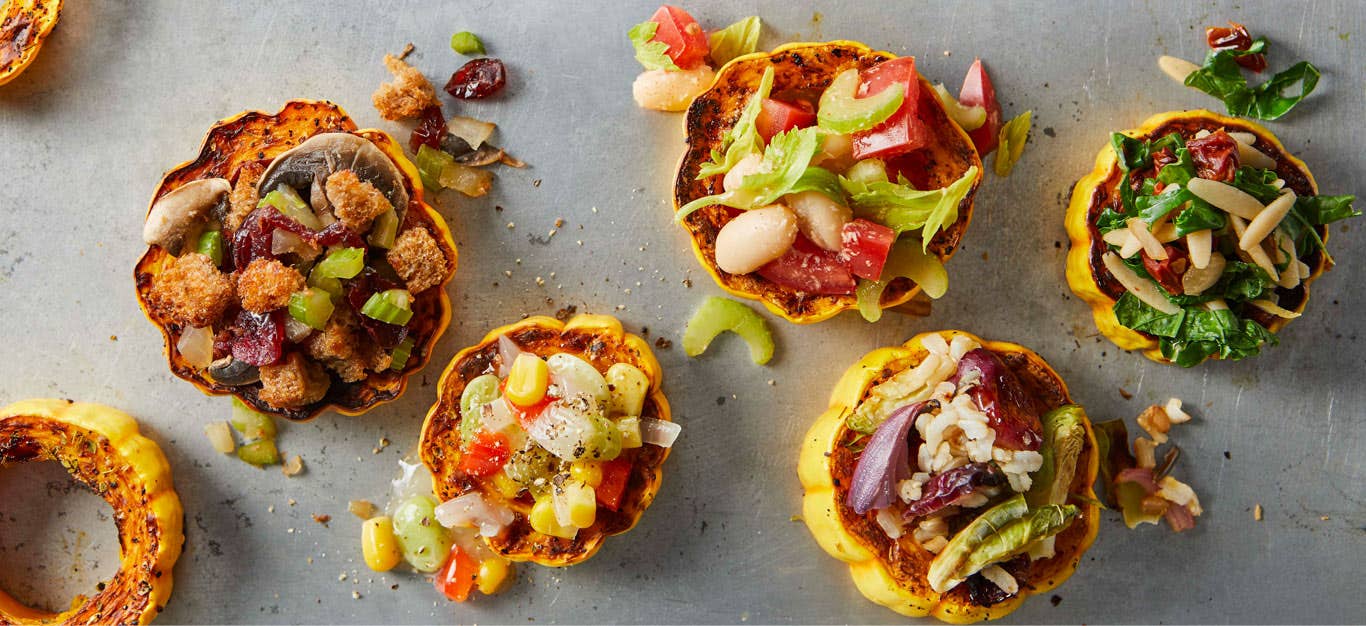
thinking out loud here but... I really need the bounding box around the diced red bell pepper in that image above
[648,5,709,70]
[756,235,858,295]
[837,219,896,281]
[756,98,817,143]
[958,58,1002,155]
[851,57,930,161]
[434,545,480,602]
[458,431,510,478]
[498,380,550,427]
[595,458,633,512]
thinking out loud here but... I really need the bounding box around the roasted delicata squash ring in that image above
[0,0,62,86]
[798,331,1100,623]
[419,314,670,567]
[1065,110,1328,365]
[0,399,183,625]
[675,41,982,323]
[134,100,458,421]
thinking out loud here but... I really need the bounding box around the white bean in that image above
[714,204,797,274]
[812,132,855,172]
[632,67,716,112]
[786,190,851,251]
[723,153,764,192]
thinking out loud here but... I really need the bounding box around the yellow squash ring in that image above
[0,0,62,86]
[1064,110,1328,365]
[798,330,1100,623]
[0,399,183,625]
[674,41,983,324]
[419,314,671,567]
[133,100,459,421]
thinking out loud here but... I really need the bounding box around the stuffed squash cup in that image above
[0,399,183,625]
[0,0,62,86]
[1066,110,1357,366]
[799,331,1099,623]
[135,100,457,420]
[675,41,982,324]
[419,314,673,566]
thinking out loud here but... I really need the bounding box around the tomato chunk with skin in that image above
[595,458,633,512]
[757,98,816,143]
[958,58,1002,155]
[838,219,896,281]
[756,235,857,295]
[458,431,511,478]
[852,57,930,161]
[649,5,709,69]
[434,545,479,602]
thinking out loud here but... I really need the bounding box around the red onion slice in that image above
[902,462,1005,519]
[640,417,681,448]
[846,402,930,515]
[949,348,1043,450]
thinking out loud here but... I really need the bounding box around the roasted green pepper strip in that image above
[956,504,1079,582]
[926,494,1028,593]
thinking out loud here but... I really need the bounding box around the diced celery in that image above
[259,184,322,230]
[817,68,905,134]
[313,247,365,279]
[236,440,280,466]
[682,296,774,364]
[288,288,335,331]
[416,145,454,191]
[389,337,416,370]
[230,398,276,441]
[450,31,485,55]
[361,289,414,325]
[196,229,224,266]
[368,210,399,248]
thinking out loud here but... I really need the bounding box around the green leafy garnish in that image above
[677,126,820,222]
[450,31,485,56]
[786,166,845,204]
[842,166,978,251]
[1114,293,1278,367]
[707,16,762,66]
[993,110,1032,177]
[696,66,775,178]
[682,296,774,365]
[1184,38,1320,120]
[628,21,681,72]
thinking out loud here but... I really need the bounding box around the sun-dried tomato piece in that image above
[230,309,285,366]
[1141,245,1189,295]
[1206,21,1266,73]
[949,349,1043,450]
[902,463,1006,519]
[409,105,447,153]
[1186,130,1240,182]
[445,58,506,100]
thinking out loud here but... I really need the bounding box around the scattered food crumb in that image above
[788,515,803,522]
[313,514,332,527]
[352,591,361,600]
[506,222,515,229]
[1253,504,1263,521]
[1050,595,1063,607]
[554,218,565,228]
[1119,387,1133,400]
[348,500,377,520]
[1321,515,1330,521]
[289,499,297,506]
[533,179,542,187]
[767,380,775,386]
[109,335,118,341]
[655,337,672,349]
[339,572,348,582]
[282,455,304,477]
[373,437,390,454]
[397,42,414,60]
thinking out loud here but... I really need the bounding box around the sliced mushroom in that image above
[143,178,231,254]
[258,133,410,224]
[455,144,506,167]
[207,356,261,387]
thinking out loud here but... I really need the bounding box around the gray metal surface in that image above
[0,0,1362,623]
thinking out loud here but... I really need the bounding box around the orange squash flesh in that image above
[0,0,62,86]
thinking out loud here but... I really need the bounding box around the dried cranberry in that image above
[1141,245,1189,295]
[314,221,366,248]
[345,270,410,349]
[230,310,285,366]
[1206,21,1266,73]
[445,58,506,99]
[949,349,1043,450]
[903,463,1006,519]
[409,105,447,153]
[231,209,276,271]
[1186,130,1240,182]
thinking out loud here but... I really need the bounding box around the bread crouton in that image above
[149,252,235,327]
[372,54,439,121]
[258,352,330,408]
[305,307,391,382]
[325,170,393,233]
[386,227,449,294]
[226,161,267,232]
[237,257,305,313]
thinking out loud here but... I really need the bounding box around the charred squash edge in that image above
[797,330,1100,623]
[418,314,670,567]
[1064,110,1328,366]
[674,40,983,324]
[133,100,458,421]
[0,0,63,86]
[0,399,183,625]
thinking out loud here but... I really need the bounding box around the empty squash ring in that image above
[0,399,183,625]
[0,0,62,86]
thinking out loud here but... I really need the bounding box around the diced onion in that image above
[1157,55,1200,84]
[448,115,496,148]
[639,417,681,448]
[439,162,494,198]
[1249,299,1301,319]
[1186,229,1213,269]
[1181,251,1225,296]
[1187,178,1264,220]
[1127,218,1166,259]
[271,229,319,259]
[284,317,314,343]
[1102,252,1179,314]
[1240,191,1296,251]
[204,421,235,454]
[177,326,215,368]
[435,492,515,537]
[981,564,1019,595]
[496,335,523,377]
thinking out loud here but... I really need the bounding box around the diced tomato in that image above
[756,235,858,295]
[885,150,933,190]
[595,458,633,512]
[958,58,1002,155]
[434,545,480,602]
[1141,245,1188,295]
[837,219,896,281]
[648,5,709,69]
[756,98,816,143]
[458,431,510,478]
[851,57,931,161]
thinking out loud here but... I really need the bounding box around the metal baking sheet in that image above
[0,0,1362,623]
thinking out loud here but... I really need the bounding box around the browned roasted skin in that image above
[147,252,234,327]
[387,227,450,294]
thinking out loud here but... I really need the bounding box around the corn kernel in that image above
[606,363,649,417]
[569,461,604,487]
[529,497,578,539]
[475,556,514,595]
[618,416,643,448]
[505,353,549,407]
[553,480,597,529]
[361,516,402,572]
[490,471,523,499]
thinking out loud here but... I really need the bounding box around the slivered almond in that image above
[1187,178,1265,220]
[1297,259,1311,278]
[1103,251,1180,314]
[1204,298,1229,311]
[1119,233,1144,258]
[1229,215,1280,280]
[1103,229,1134,248]
[1227,131,1258,144]
[1158,55,1200,83]
[1274,231,1302,289]
[1182,251,1226,295]
[1250,299,1301,319]
[1187,229,1213,269]
[1194,129,1212,139]
[1128,218,1167,259]
[1233,136,1277,169]
[1240,191,1296,251]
